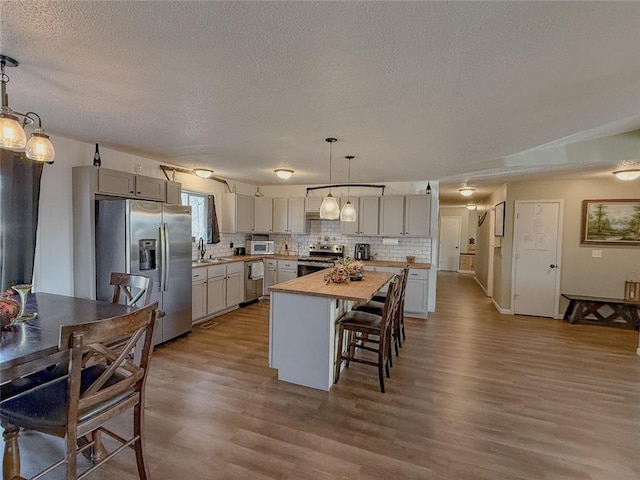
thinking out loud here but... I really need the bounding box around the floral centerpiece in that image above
[324,257,365,284]
[0,289,20,330]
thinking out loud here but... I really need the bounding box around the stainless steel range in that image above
[297,244,344,276]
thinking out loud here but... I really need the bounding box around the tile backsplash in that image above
[193,220,431,263]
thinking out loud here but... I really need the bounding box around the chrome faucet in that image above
[198,237,206,260]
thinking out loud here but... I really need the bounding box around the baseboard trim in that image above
[492,298,512,315]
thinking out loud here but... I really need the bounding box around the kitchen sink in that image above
[193,257,234,264]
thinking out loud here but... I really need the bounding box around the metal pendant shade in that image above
[340,155,357,222]
[320,138,340,220]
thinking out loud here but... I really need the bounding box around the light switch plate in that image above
[591,250,602,258]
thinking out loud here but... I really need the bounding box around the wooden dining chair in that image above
[334,279,400,392]
[110,272,153,307]
[0,302,158,480]
[354,266,409,356]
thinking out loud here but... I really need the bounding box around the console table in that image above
[562,294,640,328]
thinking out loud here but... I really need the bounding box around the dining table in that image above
[1,292,135,480]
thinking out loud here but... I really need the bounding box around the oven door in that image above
[297,263,330,277]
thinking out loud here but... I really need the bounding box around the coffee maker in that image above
[354,243,371,261]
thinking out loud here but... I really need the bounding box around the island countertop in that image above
[269,270,393,303]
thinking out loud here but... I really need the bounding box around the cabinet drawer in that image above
[277,260,297,270]
[408,269,428,280]
[226,261,244,275]
[265,259,277,268]
[207,264,226,279]
[192,270,206,282]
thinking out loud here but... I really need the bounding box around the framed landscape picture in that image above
[581,199,640,246]
[494,201,505,237]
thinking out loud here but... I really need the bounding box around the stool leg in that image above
[334,324,345,384]
[2,426,20,480]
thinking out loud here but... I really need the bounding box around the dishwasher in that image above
[243,260,264,304]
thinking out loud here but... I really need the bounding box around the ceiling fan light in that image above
[274,168,294,179]
[0,110,26,150]
[459,186,475,197]
[25,128,55,163]
[320,193,340,220]
[340,200,357,222]
[466,203,476,210]
[612,169,640,181]
[194,168,214,178]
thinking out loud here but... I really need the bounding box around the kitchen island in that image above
[269,270,393,390]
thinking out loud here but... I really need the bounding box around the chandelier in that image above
[0,55,55,163]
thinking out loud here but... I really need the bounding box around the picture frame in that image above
[494,201,505,237]
[581,199,640,246]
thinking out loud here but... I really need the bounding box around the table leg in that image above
[2,426,20,480]
[564,300,579,322]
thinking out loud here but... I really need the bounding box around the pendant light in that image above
[319,137,340,219]
[340,155,357,222]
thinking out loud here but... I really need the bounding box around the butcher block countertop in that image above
[269,270,393,303]
[363,260,430,270]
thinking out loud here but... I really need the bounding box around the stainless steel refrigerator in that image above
[95,199,192,345]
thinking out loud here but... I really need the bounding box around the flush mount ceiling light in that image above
[0,55,55,163]
[319,137,340,220]
[612,168,640,181]
[274,168,294,180]
[340,155,357,222]
[466,203,477,210]
[459,185,475,197]
[193,168,214,178]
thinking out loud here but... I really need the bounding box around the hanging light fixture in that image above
[340,155,357,222]
[0,55,55,163]
[466,203,477,210]
[319,137,339,220]
[612,168,640,181]
[193,168,214,178]
[274,168,294,179]
[459,185,475,197]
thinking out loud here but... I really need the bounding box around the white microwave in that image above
[248,240,275,255]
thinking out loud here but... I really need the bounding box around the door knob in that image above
[550,264,556,268]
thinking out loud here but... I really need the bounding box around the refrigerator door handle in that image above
[163,222,170,292]
[158,225,164,292]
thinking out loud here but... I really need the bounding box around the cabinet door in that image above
[379,196,405,236]
[192,280,207,321]
[277,269,298,283]
[359,197,380,235]
[254,197,273,233]
[305,197,322,213]
[207,276,226,314]
[236,194,255,233]
[166,181,182,204]
[226,272,244,306]
[405,278,428,314]
[98,169,135,196]
[264,267,277,294]
[340,197,359,235]
[135,176,166,201]
[404,195,431,236]
[288,198,306,233]
[272,198,289,233]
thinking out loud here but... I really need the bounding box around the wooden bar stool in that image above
[334,279,400,392]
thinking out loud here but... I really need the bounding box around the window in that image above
[182,191,207,242]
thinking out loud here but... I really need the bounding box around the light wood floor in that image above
[8,272,640,479]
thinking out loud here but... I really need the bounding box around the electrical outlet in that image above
[591,249,602,258]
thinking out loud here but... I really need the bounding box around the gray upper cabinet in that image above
[254,197,273,233]
[340,197,379,235]
[379,195,431,236]
[222,193,254,233]
[379,196,405,236]
[97,169,136,197]
[166,181,182,204]
[404,195,431,236]
[274,198,306,234]
[93,166,174,202]
[134,175,166,201]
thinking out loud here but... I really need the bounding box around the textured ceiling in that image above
[2,1,640,190]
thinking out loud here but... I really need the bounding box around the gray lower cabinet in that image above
[364,266,428,318]
[277,260,298,283]
[192,270,207,322]
[263,259,277,295]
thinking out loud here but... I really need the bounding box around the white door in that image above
[439,216,461,271]
[512,201,563,317]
